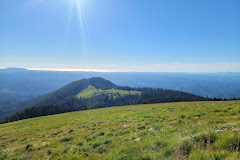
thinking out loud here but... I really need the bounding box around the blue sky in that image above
[0,0,240,72]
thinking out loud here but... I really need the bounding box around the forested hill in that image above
[3,77,208,123]
[21,77,117,109]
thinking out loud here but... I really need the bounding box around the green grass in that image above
[76,85,99,99]
[0,101,240,159]
[75,85,141,99]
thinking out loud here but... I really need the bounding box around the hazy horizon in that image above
[2,66,240,73]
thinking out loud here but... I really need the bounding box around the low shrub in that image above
[25,144,33,151]
[86,136,93,142]
[153,124,161,131]
[47,149,52,155]
[97,144,107,153]
[104,139,112,145]
[178,139,194,155]
[76,140,83,146]
[69,129,74,133]
[60,136,73,142]
[179,114,185,118]
[62,146,70,153]
[163,146,174,157]
[138,125,146,130]
[118,130,130,136]
[178,132,217,156]
[92,142,101,148]
[80,146,89,152]
[97,131,105,136]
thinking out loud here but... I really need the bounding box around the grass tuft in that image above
[60,136,73,142]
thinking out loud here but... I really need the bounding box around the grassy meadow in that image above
[76,85,141,99]
[0,101,240,160]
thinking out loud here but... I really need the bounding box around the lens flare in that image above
[68,0,89,52]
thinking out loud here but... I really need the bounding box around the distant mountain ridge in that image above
[3,77,208,123]
[3,68,28,71]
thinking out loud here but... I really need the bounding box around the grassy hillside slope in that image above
[76,85,141,99]
[0,101,240,160]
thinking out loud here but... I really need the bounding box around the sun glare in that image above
[68,0,89,50]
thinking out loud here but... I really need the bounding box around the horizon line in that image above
[1,67,240,73]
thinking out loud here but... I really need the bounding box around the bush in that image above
[80,146,89,152]
[163,146,174,157]
[62,146,70,153]
[77,140,83,146]
[97,144,107,153]
[86,136,93,142]
[107,131,114,136]
[153,124,160,131]
[138,125,146,130]
[47,149,52,155]
[194,132,217,147]
[104,139,112,145]
[117,130,130,136]
[178,139,194,155]
[25,144,33,151]
[178,119,182,123]
[179,114,185,118]
[69,129,74,133]
[92,142,101,148]
[97,131,105,136]
[60,136,73,142]
[179,132,217,156]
